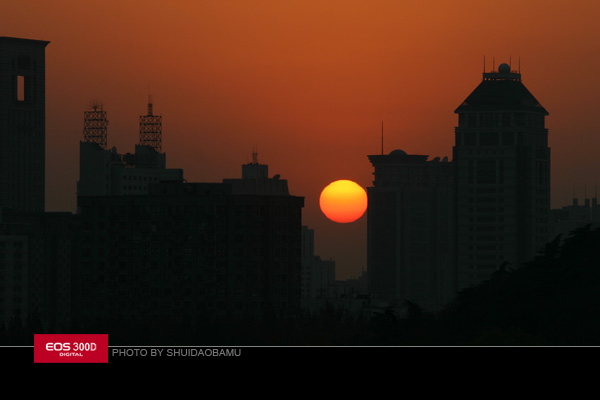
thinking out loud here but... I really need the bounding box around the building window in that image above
[17,75,26,101]
[480,132,498,146]
[476,160,496,184]
[502,132,514,145]
[464,132,476,146]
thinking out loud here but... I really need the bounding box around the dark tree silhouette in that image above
[438,225,600,345]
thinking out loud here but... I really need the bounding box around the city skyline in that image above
[2,1,600,279]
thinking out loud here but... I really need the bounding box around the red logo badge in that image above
[34,334,108,363]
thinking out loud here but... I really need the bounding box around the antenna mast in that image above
[83,101,108,150]
[139,95,162,152]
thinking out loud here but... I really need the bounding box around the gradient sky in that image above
[3,0,600,279]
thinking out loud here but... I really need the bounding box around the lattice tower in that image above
[139,96,162,152]
[83,102,108,149]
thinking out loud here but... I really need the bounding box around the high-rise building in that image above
[367,150,455,311]
[0,37,50,212]
[300,225,336,302]
[453,63,550,290]
[0,209,79,334]
[367,63,551,310]
[75,162,304,332]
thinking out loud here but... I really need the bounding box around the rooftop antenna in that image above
[483,55,486,73]
[252,144,258,164]
[83,100,108,150]
[139,94,162,152]
[147,94,153,116]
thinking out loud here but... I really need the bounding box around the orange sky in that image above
[3,0,600,279]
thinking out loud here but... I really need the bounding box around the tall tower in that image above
[0,37,50,212]
[139,96,162,152]
[453,62,550,290]
[83,102,108,149]
[367,150,455,311]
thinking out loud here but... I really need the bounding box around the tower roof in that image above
[0,36,50,47]
[455,67,548,115]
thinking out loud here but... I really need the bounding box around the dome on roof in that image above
[389,149,407,156]
[498,63,511,73]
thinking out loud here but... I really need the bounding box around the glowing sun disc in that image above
[319,180,368,223]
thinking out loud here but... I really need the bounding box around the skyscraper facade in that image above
[367,62,551,310]
[75,165,304,330]
[453,63,550,290]
[367,150,455,311]
[0,37,50,212]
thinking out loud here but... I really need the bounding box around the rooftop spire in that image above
[147,94,153,116]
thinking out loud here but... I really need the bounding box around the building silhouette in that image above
[77,103,183,206]
[0,37,50,212]
[367,62,551,311]
[0,209,79,335]
[222,153,290,196]
[0,37,78,338]
[300,226,336,302]
[453,63,550,290]
[75,160,304,331]
[1,36,562,342]
[367,150,454,311]
[73,98,304,335]
[551,195,600,238]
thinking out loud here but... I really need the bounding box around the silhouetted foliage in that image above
[438,225,600,345]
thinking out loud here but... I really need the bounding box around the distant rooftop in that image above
[368,149,450,165]
[0,36,50,46]
[455,62,548,114]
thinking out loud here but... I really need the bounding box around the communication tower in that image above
[83,102,108,149]
[139,96,162,152]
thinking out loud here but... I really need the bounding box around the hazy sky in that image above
[3,0,600,279]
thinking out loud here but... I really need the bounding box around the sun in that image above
[319,180,368,223]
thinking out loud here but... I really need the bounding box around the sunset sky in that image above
[3,0,600,279]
